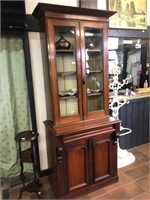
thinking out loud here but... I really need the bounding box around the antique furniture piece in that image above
[15,131,41,199]
[33,3,120,199]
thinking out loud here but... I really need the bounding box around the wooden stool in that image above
[15,131,41,199]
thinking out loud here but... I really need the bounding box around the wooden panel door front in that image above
[64,138,89,192]
[90,131,115,183]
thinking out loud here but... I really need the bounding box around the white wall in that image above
[28,32,48,169]
[25,0,150,170]
[25,0,78,14]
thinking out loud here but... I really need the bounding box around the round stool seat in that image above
[15,131,38,143]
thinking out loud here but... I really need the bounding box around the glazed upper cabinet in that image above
[33,3,119,199]
[33,3,114,126]
[50,21,107,124]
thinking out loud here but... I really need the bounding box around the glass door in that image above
[47,20,82,124]
[55,26,78,117]
[81,22,107,119]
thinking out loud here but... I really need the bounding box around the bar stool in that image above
[15,130,41,199]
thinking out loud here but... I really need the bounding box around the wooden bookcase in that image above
[33,3,120,199]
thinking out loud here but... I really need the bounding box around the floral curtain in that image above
[0,35,32,178]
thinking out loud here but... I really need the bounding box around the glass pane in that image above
[88,96,103,112]
[85,28,102,50]
[85,28,104,112]
[54,26,78,117]
[59,99,78,117]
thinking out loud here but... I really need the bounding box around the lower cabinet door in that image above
[90,132,114,183]
[63,130,117,195]
[64,139,89,191]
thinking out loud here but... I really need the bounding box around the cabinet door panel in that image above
[64,140,89,191]
[91,134,113,182]
[80,22,109,119]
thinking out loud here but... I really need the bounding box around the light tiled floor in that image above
[9,143,150,199]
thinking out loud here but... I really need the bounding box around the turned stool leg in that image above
[19,143,25,184]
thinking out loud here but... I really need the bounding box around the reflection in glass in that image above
[108,37,149,88]
[126,49,141,87]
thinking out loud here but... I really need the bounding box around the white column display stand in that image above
[109,64,135,168]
